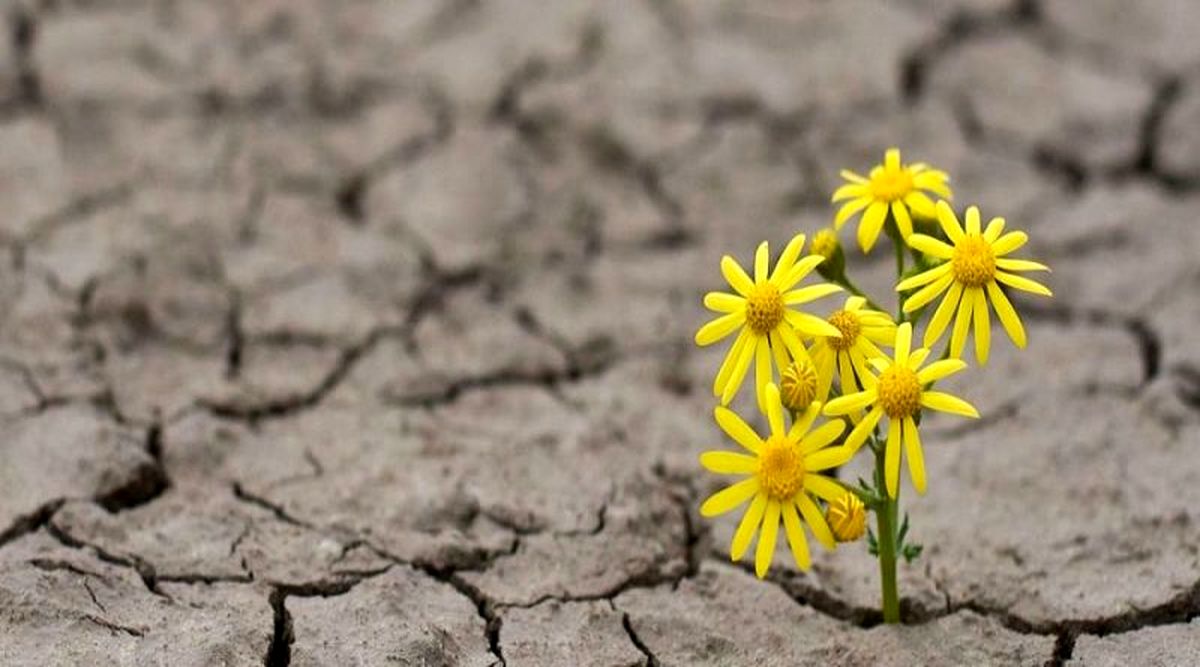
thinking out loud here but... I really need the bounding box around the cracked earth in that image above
[1,0,1199,665]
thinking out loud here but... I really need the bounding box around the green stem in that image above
[874,444,901,623]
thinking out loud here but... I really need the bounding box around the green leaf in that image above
[901,543,924,563]
[867,528,879,557]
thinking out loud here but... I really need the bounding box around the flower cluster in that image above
[695,148,1052,621]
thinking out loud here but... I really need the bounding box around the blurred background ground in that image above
[1,0,1199,665]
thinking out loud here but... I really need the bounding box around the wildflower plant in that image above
[696,147,1052,623]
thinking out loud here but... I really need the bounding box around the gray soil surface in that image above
[1,1,1199,665]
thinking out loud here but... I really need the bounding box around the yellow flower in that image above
[896,201,1053,365]
[833,147,952,253]
[699,384,853,577]
[824,323,978,498]
[810,296,896,416]
[695,234,843,409]
[826,492,867,543]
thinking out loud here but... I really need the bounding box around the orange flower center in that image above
[745,283,785,334]
[870,170,914,202]
[877,365,922,419]
[758,435,805,500]
[951,235,997,287]
[827,310,861,351]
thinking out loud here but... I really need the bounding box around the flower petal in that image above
[902,272,955,313]
[884,147,901,172]
[771,233,807,282]
[995,271,1053,296]
[903,417,927,495]
[831,183,869,203]
[785,310,843,338]
[805,446,854,472]
[803,474,846,503]
[920,391,980,418]
[755,336,773,414]
[987,281,1027,348]
[720,333,758,405]
[714,404,764,453]
[858,201,889,253]
[731,493,767,560]
[704,291,745,313]
[906,234,955,260]
[824,390,877,416]
[840,169,868,184]
[700,451,759,475]
[765,382,785,438]
[755,501,781,578]
[783,283,843,305]
[796,494,836,550]
[695,312,745,346]
[924,281,963,349]
[983,217,1006,242]
[964,206,981,235]
[891,200,914,239]
[972,287,991,366]
[949,286,976,359]
[754,241,770,284]
[991,231,1028,256]
[777,325,809,367]
[909,348,930,368]
[789,401,822,441]
[995,258,1051,272]
[769,331,791,384]
[700,478,759,517]
[894,322,913,365]
[713,328,751,397]
[834,197,871,230]
[885,417,902,498]
[917,359,967,384]
[895,263,952,293]
[781,502,811,571]
[936,200,965,243]
[778,256,826,290]
[905,191,937,218]
[721,255,755,296]
[843,407,883,453]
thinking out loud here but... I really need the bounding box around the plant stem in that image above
[874,443,901,623]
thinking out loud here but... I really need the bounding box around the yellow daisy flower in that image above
[695,234,843,409]
[810,296,897,414]
[896,201,1053,365]
[699,384,853,578]
[826,492,867,543]
[832,147,952,253]
[824,323,978,498]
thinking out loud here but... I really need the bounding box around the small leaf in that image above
[901,543,924,563]
[867,528,879,557]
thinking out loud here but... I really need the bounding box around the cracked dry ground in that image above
[1,1,1199,665]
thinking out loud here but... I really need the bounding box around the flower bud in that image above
[780,357,819,413]
[827,491,867,543]
[811,228,845,282]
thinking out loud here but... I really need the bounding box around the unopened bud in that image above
[827,492,867,543]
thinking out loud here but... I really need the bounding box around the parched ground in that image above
[1,1,1199,665]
